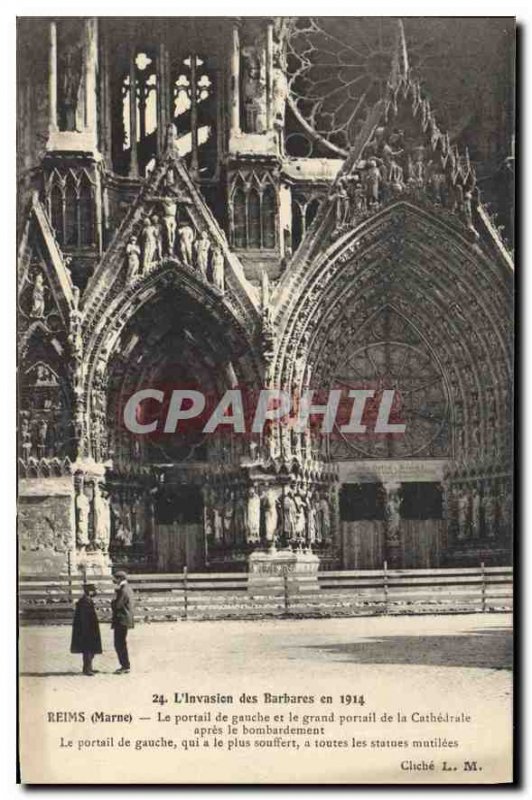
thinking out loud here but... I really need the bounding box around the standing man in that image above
[111,571,135,674]
[70,583,102,676]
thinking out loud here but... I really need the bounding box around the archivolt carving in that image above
[79,264,263,461]
[272,202,512,468]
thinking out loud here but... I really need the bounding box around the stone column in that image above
[49,20,58,133]
[99,23,112,166]
[189,54,199,176]
[265,19,274,130]
[129,49,139,177]
[83,19,98,137]
[156,42,170,155]
[383,481,402,569]
[229,21,241,133]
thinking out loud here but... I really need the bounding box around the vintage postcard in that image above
[17,15,515,784]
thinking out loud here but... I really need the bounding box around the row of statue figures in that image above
[204,484,332,549]
[331,139,477,233]
[125,209,225,291]
[75,481,112,553]
[450,482,512,542]
[20,407,65,461]
[74,481,333,558]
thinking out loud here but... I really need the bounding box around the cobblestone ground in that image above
[19,613,513,784]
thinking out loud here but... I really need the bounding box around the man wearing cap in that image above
[71,583,102,676]
[111,571,135,674]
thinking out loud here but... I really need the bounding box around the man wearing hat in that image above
[71,583,102,676]
[111,571,135,674]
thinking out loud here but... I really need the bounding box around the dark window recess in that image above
[65,181,78,246]
[262,186,276,249]
[340,483,384,521]
[233,187,246,248]
[400,482,443,519]
[155,487,203,524]
[248,188,261,248]
[50,186,64,245]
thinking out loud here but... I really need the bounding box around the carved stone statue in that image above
[194,231,211,276]
[233,490,247,545]
[282,491,297,540]
[36,418,48,457]
[59,41,83,131]
[307,497,317,544]
[115,504,133,547]
[263,489,278,545]
[160,198,178,255]
[93,483,111,553]
[178,223,195,266]
[388,158,404,192]
[293,491,307,545]
[383,483,401,545]
[319,495,331,541]
[211,245,225,292]
[125,236,141,283]
[365,159,382,205]
[20,414,32,460]
[141,216,157,272]
[247,486,261,543]
[152,215,163,263]
[31,273,46,318]
[241,47,267,133]
[222,490,234,544]
[75,489,90,547]
[271,51,288,131]
[333,176,350,228]
[352,175,366,214]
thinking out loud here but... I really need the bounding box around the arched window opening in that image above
[172,55,217,179]
[78,176,94,246]
[262,186,277,249]
[64,177,78,247]
[233,187,247,249]
[50,185,64,245]
[291,199,304,252]
[248,188,261,248]
[48,171,95,250]
[230,177,279,251]
[120,50,158,176]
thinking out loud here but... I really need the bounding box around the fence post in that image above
[481,561,486,613]
[183,566,188,621]
[283,568,289,615]
[383,560,389,615]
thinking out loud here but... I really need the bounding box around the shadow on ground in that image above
[301,628,513,670]
[20,671,83,677]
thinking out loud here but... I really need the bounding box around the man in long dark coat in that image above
[70,583,102,676]
[111,571,135,674]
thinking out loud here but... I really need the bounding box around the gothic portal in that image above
[17,17,514,576]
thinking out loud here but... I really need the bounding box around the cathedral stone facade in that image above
[17,17,514,576]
